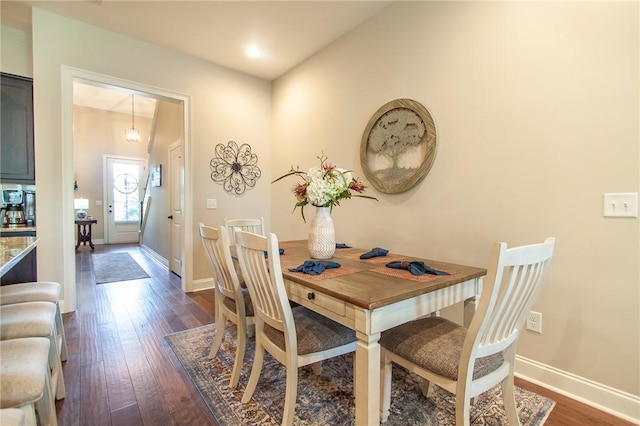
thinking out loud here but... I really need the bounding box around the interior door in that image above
[105,156,146,244]
[168,142,184,276]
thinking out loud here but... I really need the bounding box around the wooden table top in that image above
[278,240,486,310]
[0,236,38,277]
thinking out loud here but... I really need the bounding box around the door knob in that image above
[168,215,173,219]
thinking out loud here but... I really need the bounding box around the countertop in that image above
[0,236,38,277]
[0,226,37,233]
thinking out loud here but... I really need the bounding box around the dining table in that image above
[275,240,487,426]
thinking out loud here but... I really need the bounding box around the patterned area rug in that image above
[92,252,150,284]
[166,324,555,425]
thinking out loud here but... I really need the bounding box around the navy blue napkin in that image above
[288,260,341,275]
[336,243,351,249]
[360,247,389,259]
[385,261,449,276]
[263,248,285,258]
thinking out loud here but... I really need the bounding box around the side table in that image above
[75,219,97,250]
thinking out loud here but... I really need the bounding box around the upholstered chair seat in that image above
[221,288,255,316]
[379,316,504,381]
[263,306,356,355]
[0,301,66,400]
[0,337,57,426]
[0,281,68,361]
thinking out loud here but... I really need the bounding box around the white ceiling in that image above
[2,0,391,80]
[1,0,391,116]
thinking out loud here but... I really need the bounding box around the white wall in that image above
[30,8,272,308]
[0,24,32,77]
[271,0,639,418]
[142,100,183,262]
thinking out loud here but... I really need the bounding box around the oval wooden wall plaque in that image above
[360,99,437,194]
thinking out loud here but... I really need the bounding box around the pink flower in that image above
[293,183,307,201]
[349,179,366,193]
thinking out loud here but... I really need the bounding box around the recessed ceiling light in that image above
[246,46,262,58]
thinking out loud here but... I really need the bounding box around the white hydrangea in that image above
[305,166,352,206]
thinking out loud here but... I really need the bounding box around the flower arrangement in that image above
[273,154,377,222]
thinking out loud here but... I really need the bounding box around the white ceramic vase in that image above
[308,206,336,259]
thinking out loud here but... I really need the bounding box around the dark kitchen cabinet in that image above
[0,248,37,285]
[1,73,35,183]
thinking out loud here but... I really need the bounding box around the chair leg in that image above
[34,369,57,426]
[241,336,264,403]
[418,378,432,398]
[209,302,226,359]
[282,362,298,426]
[20,404,37,426]
[310,361,322,376]
[48,333,65,400]
[502,346,520,425]
[55,303,68,362]
[502,376,520,426]
[380,350,392,423]
[229,318,248,388]
[455,393,472,426]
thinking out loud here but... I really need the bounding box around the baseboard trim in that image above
[140,244,168,269]
[191,278,214,292]
[515,355,640,424]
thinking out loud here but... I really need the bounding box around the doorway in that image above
[62,66,193,313]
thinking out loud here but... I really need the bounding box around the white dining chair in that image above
[199,223,255,388]
[223,217,265,245]
[235,230,356,426]
[379,237,555,425]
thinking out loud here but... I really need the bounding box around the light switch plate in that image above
[603,193,638,217]
[206,199,217,209]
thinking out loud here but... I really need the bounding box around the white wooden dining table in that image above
[276,240,486,425]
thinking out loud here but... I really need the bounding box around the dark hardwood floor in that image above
[56,243,633,425]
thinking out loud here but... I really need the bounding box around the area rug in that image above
[166,324,555,425]
[92,252,150,284]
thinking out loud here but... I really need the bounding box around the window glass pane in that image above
[112,163,140,223]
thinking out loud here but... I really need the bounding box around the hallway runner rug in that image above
[92,252,150,284]
[166,324,555,425]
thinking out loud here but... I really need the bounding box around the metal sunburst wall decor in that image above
[209,141,262,195]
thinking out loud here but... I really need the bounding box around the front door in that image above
[105,155,146,244]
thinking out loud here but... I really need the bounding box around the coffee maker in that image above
[23,189,35,226]
[1,189,26,227]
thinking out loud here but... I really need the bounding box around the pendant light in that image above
[125,94,141,143]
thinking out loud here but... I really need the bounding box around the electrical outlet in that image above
[526,311,542,333]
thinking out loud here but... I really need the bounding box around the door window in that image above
[112,163,140,223]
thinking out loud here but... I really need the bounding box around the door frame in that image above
[61,66,193,312]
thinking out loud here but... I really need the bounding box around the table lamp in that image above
[74,198,89,219]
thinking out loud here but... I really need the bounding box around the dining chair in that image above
[199,223,255,388]
[235,230,357,426]
[223,217,265,245]
[379,237,555,425]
